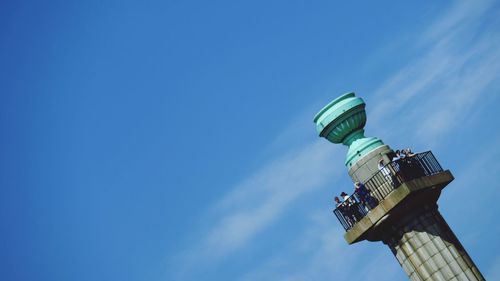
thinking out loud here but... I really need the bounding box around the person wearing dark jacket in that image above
[354,182,378,209]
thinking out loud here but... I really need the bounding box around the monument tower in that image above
[313,92,485,281]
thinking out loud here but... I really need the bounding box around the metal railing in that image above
[333,151,444,231]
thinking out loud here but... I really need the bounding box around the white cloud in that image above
[235,211,356,281]
[422,0,494,43]
[170,0,500,280]
[237,210,403,281]
[487,255,500,281]
[231,0,500,280]
[369,0,500,147]
[210,141,339,246]
[171,140,344,278]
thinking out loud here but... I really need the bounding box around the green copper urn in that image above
[313,92,384,167]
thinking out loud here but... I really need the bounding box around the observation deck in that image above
[333,151,454,244]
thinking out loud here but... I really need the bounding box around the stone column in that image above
[382,204,485,281]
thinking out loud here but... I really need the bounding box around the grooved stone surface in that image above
[384,207,485,281]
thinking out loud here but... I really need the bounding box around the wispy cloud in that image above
[204,141,339,258]
[369,0,500,146]
[236,210,403,281]
[171,0,500,280]
[228,0,500,280]
[487,255,500,281]
[236,212,352,281]
[171,140,344,279]
[422,0,494,43]
[273,1,500,279]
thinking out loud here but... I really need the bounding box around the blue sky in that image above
[1,0,500,280]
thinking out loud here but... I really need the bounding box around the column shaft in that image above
[383,205,484,281]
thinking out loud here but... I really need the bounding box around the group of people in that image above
[395,148,416,159]
[335,148,420,228]
[333,182,379,227]
[378,148,416,173]
[378,147,423,185]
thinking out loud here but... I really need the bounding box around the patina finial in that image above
[313,92,384,167]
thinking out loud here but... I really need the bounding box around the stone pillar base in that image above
[383,204,484,281]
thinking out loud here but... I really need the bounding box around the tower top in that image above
[313,92,384,167]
